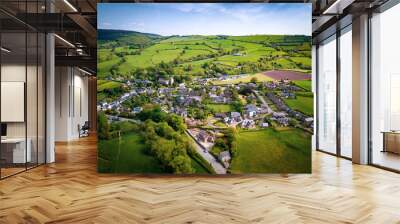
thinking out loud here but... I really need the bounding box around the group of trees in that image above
[213,128,238,157]
[98,82,127,102]
[138,107,195,174]
[122,95,150,109]
[98,111,139,140]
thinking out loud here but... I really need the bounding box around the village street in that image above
[185,131,227,174]
[253,90,274,114]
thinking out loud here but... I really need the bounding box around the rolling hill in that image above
[97,29,311,80]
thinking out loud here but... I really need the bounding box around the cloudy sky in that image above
[98,3,311,36]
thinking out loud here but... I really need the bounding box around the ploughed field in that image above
[263,70,311,80]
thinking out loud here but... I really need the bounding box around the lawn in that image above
[283,95,313,116]
[98,132,165,173]
[207,104,234,113]
[212,73,273,85]
[230,128,311,173]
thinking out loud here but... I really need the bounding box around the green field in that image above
[97,80,122,92]
[207,104,234,113]
[283,95,313,116]
[98,132,165,173]
[230,128,311,173]
[293,80,312,91]
[98,132,210,174]
[98,30,312,79]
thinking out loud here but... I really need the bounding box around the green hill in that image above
[97,30,311,80]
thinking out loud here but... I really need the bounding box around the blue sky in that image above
[98,3,311,36]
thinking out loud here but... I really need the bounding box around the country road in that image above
[185,131,227,174]
[253,90,273,114]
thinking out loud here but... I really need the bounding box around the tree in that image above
[225,128,237,156]
[169,155,193,174]
[215,138,228,150]
[250,77,258,84]
[167,114,186,132]
[98,112,110,140]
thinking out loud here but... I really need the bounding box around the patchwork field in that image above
[98,30,311,80]
[230,128,311,173]
[97,29,313,174]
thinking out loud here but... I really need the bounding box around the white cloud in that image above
[172,4,266,23]
[102,22,112,27]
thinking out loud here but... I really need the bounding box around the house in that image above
[305,117,314,123]
[282,92,296,99]
[277,117,289,126]
[241,119,255,129]
[272,112,287,118]
[231,112,241,119]
[197,130,215,143]
[211,96,229,104]
[158,77,174,86]
[175,107,188,118]
[244,104,258,117]
[265,81,277,89]
[218,151,231,168]
[215,113,227,119]
[258,107,270,114]
[304,117,314,128]
[261,122,269,128]
[224,117,230,123]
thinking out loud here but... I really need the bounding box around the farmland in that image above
[212,73,273,85]
[97,29,313,174]
[230,128,311,173]
[98,132,209,174]
[283,95,314,116]
[98,132,164,173]
[97,30,311,81]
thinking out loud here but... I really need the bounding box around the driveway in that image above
[185,131,227,174]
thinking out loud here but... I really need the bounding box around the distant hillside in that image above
[98,29,162,48]
[98,29,161,40]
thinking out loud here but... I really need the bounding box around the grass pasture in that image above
[98,32,311,79]
[283,95,313,116]
[230,128,311,173]
[97,80,122,92]
[98,132,210,174]
[293,80,312,91]
[98,132,165,173]
[212,73,273,85]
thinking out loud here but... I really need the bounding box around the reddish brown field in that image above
[263,70,311,80]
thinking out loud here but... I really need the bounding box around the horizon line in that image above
[99,29,311,37]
